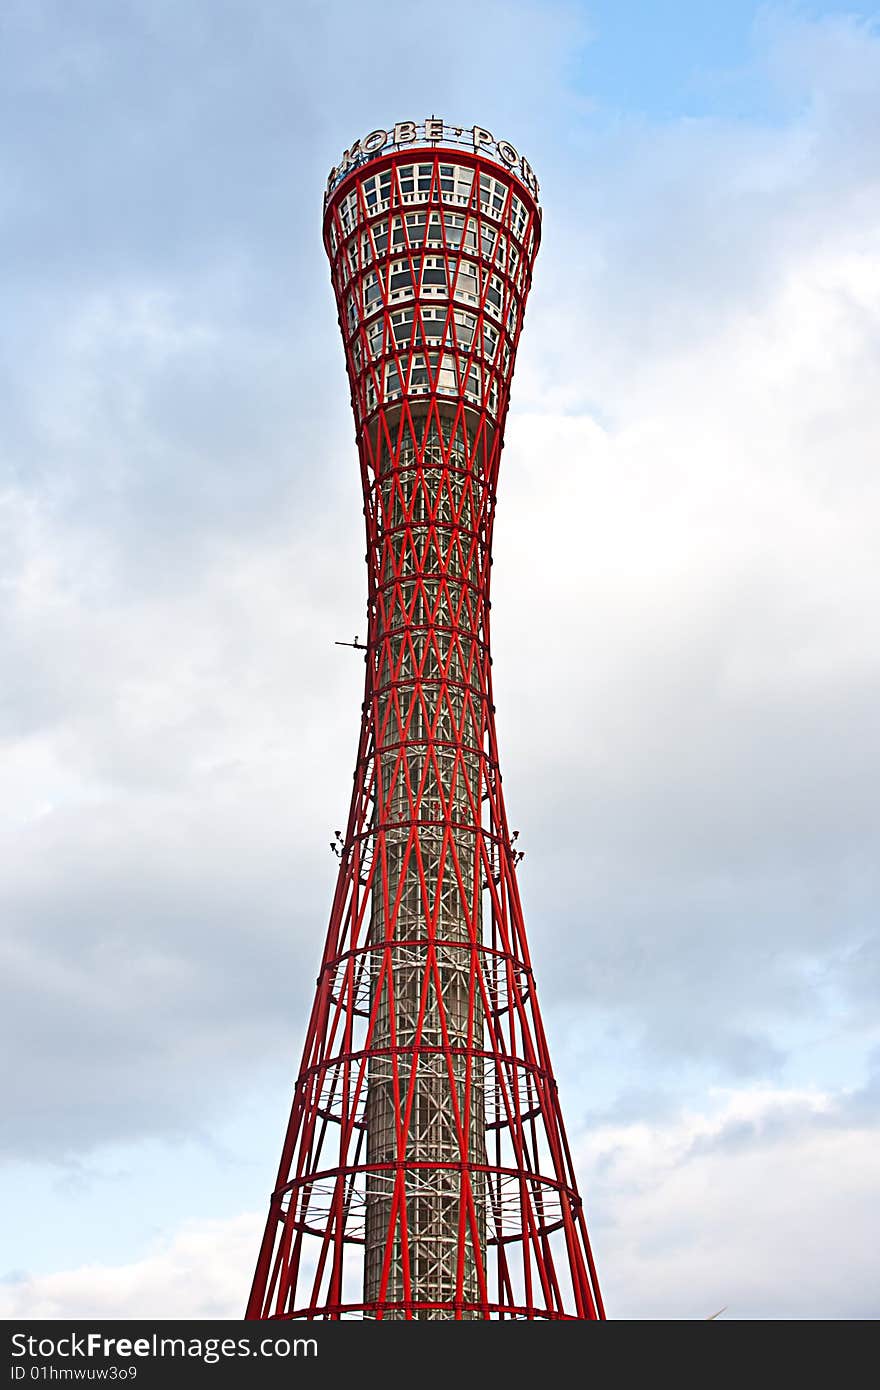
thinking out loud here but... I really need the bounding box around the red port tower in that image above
[247,119,605,1320]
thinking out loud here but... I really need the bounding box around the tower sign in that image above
[325,119,540,203]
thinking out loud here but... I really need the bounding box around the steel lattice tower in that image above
[247,120,605,1321]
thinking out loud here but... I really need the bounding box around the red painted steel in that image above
[246,136,605,1320]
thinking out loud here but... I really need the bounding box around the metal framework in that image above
[247,126,605,1320]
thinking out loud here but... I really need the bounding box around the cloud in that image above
[4,1082,877,1319]
[579,1083,880,1318]
[0,1212,261,1320]
[0,1,590,1165]
[489,10,880,1069]
[0,501,367,1157]
[0,1,877,1190]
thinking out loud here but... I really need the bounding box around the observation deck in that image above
[322,120,541,435]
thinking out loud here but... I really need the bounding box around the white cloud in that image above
[489,19,880,1054]
[0,1213,261,1320]
[579,1085,880,1319]
[1,0,878,1317]
[4,1085,877,1320]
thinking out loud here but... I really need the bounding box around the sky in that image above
[1,0,878,1320]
